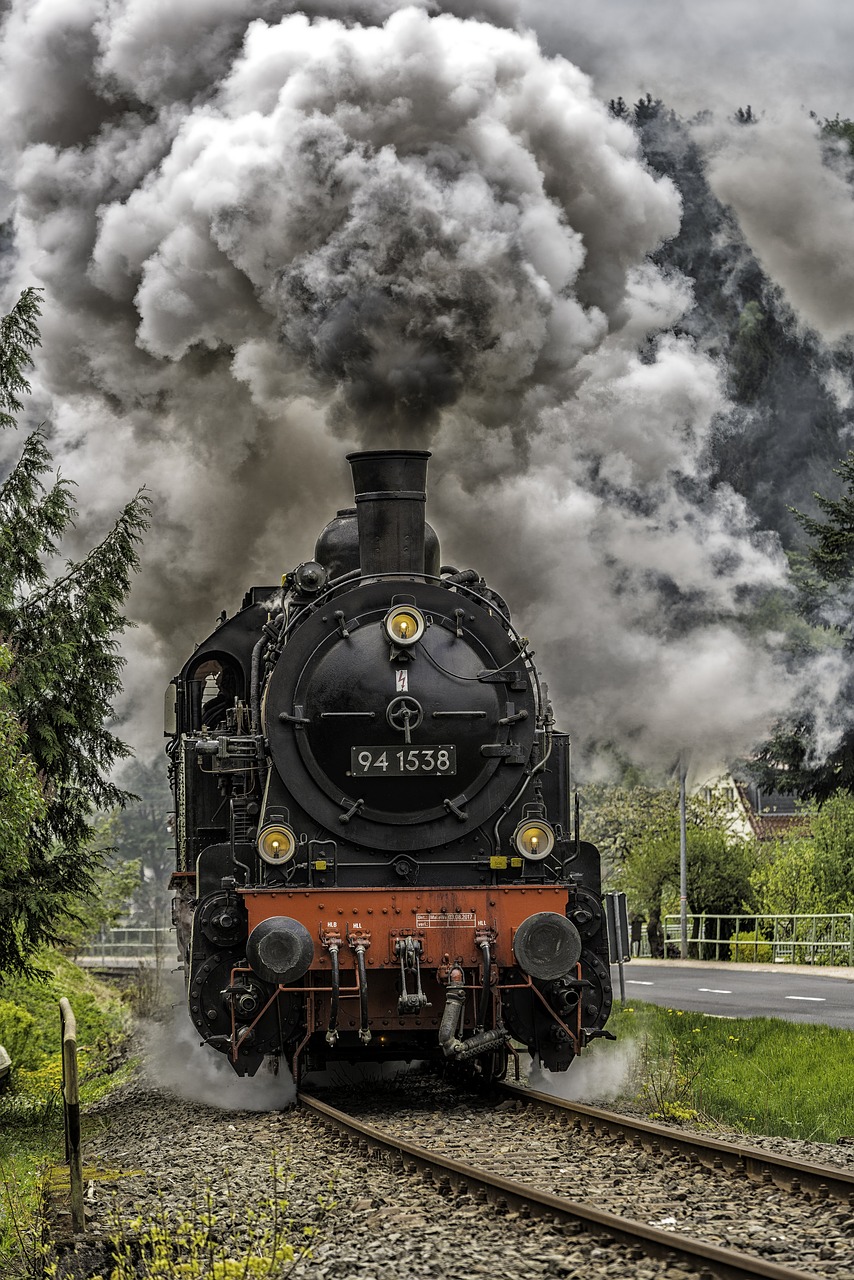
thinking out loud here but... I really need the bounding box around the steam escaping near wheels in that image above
[142,976,297,1112]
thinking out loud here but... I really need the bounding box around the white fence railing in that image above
[78,914,854,969]
[661,912,854,965]
[75,926,174,966]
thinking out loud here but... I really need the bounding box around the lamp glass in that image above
[513,821,555,861]
[384,606,424,645]
[258,824,297,865]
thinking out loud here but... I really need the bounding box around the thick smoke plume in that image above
[520,1,854,124]
[0,1,844,769]
[521,3,854,350]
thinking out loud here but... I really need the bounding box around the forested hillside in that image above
[616,95,854,548]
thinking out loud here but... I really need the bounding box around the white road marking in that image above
[697,988,732,994]
[784,996,826,1002]
[626,980,654,985]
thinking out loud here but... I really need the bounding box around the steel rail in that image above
[298,1092,822,1280]
[498,1082,854,1205]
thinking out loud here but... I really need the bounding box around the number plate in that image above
[351,746,457,776]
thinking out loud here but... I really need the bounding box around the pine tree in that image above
[794,452,854,584]
[0,288,150,974]
[633,93,663,126]
[821,115,854,158]
[752,453,854,803]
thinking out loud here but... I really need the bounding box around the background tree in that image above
[752,451,854,802]
[0,641,47,932]
[56,812,142,956]
[112,756,174,928]
[0,287,149,975]
[582,781,755,954]
[731,301,774,402]
[751,793,854,916]
[820,114,854,157]
[795,451,854,584]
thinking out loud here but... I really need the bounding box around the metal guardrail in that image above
[59,998,84,1233]
[75,926,173,965]
[662,912,854,964]
[77,916,854,968]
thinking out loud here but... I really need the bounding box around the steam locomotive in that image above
[167,451,613,1081]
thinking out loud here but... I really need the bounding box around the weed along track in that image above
[303,1077,854,1280]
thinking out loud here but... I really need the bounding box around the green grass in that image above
[0,951,128,1070]
[0,953,132,1277]
[610,1001,854,1142]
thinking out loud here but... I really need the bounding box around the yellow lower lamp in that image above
[257,823,297,865]
[512,819,555,862]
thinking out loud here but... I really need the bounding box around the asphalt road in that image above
[609,960,854,1028]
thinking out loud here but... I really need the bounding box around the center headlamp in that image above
[383,605,425,646]
[257,823,297,865]
[512,819,555,861]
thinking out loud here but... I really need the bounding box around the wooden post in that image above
[59,998,85,1232]
[679,763,688,960]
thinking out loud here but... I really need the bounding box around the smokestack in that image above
[347,449,431,576]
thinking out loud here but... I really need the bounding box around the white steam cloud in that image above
[0,1,844,768]
[145,991,297,1110]
[519,1,854,123]
[703,111,854,344]
[527,1039,637,1103]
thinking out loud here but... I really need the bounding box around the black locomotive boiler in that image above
[167,450,613,1081]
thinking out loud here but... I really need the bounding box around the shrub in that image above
[0,999,37,1073]
[729,930,772,962]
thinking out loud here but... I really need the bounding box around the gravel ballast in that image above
[62,1078,687,1280]
[48,1012,854,1280]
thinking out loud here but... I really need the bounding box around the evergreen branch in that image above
[0,287,43,428]
[21,487,151,612]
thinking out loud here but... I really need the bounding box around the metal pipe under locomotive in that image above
[167,450,613,1080]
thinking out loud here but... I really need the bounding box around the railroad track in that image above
[497,1081,854,1205]
[300,1084,853,1280]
